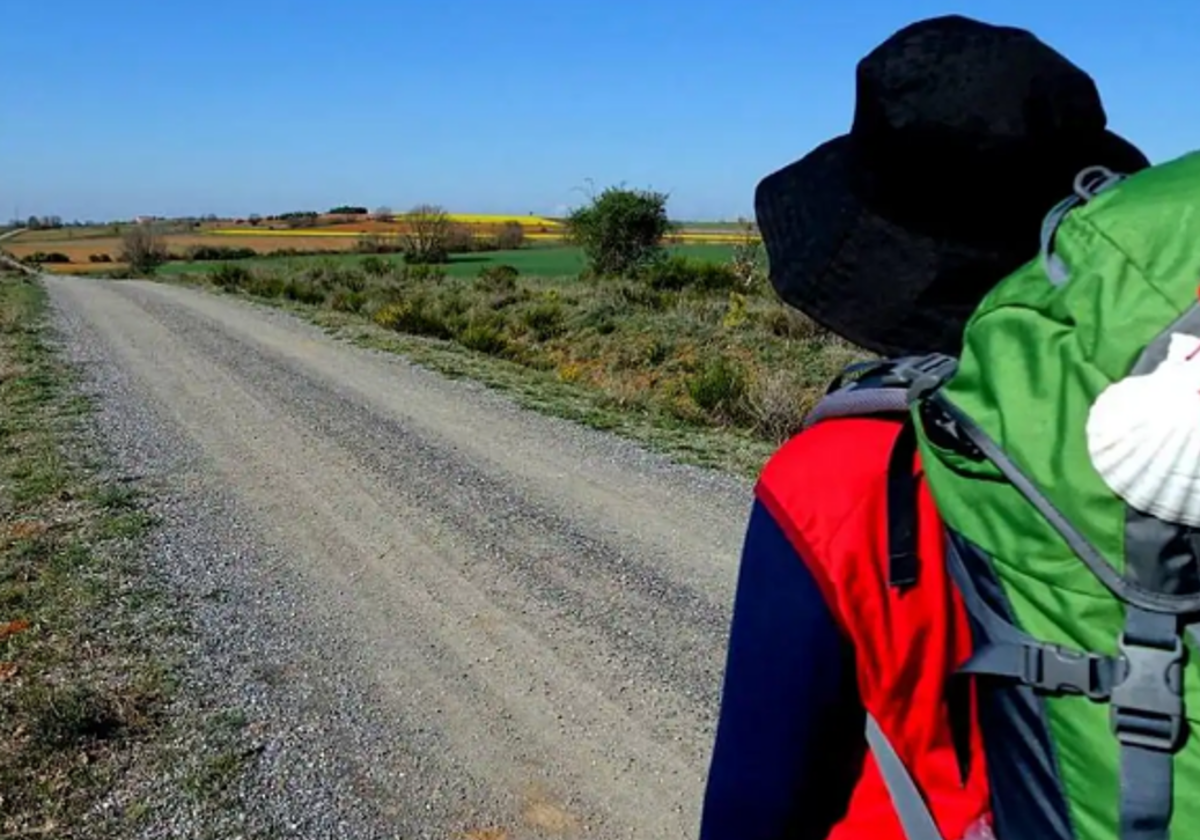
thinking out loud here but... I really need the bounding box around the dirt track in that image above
[45,276,752,839]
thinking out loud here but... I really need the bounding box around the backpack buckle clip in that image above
[1025,643,1113,701]
[1110,634,1185,752]
[884,354,958,404]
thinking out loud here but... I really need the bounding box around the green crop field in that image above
[158,243,739,280]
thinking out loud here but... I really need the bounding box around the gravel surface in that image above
[44,276,754,840]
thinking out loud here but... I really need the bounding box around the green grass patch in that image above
[157,243,737,281]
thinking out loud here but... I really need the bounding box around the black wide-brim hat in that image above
[756,15,1150,358]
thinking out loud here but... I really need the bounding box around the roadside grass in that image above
[167,253,867,478]
[0,274,166,835]
[0,273,263,837]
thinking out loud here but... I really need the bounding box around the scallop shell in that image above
[1086,332,1200,526]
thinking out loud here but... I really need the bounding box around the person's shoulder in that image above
[756,416,903,556]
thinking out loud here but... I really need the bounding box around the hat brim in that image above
[755,130,1150,357]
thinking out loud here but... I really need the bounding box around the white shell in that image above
[1086,332,1200,526]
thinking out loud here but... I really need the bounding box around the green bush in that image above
[458,316,510,356]
[211,263,252,289]
[644,254,741,292]
[521,300,565,341]
[283,278,326,305]
[186,245,257,261]
[372,294,453,339]
[475,264,520,294]
[359,255,392,277]
[246,272,286,298]
[88,253,113,263]
[687,356,748,418]
[329,289,367,313]
[564,185,673,277]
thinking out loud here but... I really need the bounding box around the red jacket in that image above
[755,416,991,839]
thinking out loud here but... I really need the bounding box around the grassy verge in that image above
[0,273,165,834]
[166,252,867,478]
[0,272,262,837]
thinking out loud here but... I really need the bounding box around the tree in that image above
[372,206,394,223]
[401,204,453,264]
[119,223,169,275]
[564,185,674,277]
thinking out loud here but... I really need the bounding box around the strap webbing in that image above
[865,713,945,840]
[1114,608,1183,840]
[886,419,919,589]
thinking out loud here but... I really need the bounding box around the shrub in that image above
[687,356,748,419]
[458,316,510,356]
[211,263,252,290]
[759,305,833,341]
[246,272,286,298]
[496,222,525,250]
[400,263,448,284]
[355,234,404,254]
[746,369,812,443]
[283,278,326,305]
[521,300,566,341]
[564,185,674,277]
[25,251,71,264]
[186,245,257,261]
[372,295,453,339]
[359,255,392,277]
[329,289,367,313]
[119,224,168,275]
[475,264,519,294]
[401,204,453,263]
[644,254,741,292]
[444,223,475,254]
[88,253,113,263]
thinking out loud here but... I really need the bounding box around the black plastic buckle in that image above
[1110,634,1186,751]
[883,354,959,403]
[1024,644,1112,701]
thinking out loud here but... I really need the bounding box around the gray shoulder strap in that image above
[865,713,946,840]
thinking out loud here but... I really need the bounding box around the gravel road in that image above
[44,276,753,839]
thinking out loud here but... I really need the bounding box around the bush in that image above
[687,356,748,420]
[564,185,674,277]
[329,289,368,313]
[444,223,475,254]
[475,264,519,293]
[283,278,326,305]
[355,234,404,254]
[211,263,252,290]
[400,263,448,284]
[372,294,453,339]
[88,253,114,263]
[24,251,71,264]
[186,245,257,261]
[401,204,454,263]
[759,305,833,341]
[496,222,525,250]
[643,254,741,292]
[746,369,812,443]
[246,272,286,298]
[119,224,168,275]
[458,315,510,356]
[521,300,566,341]
[359,255,392,277]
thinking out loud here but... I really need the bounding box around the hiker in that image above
[699,14,1156,840]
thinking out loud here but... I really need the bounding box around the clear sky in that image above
[2,1,1197,222]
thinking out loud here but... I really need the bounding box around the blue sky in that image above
[2,1,1196,221]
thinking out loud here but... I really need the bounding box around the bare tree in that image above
[372,206,394,223]
[401,204,452,263]
[119,223,169,275]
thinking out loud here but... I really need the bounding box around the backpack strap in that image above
[866,713,947,840]
[805,353,958,591]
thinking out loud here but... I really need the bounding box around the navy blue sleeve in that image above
[699,499,864,840]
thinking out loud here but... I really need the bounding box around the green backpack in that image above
[811,150,1200,840]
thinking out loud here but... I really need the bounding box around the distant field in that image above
[156,243,739,279]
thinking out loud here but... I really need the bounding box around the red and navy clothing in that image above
[700,417,991,840]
